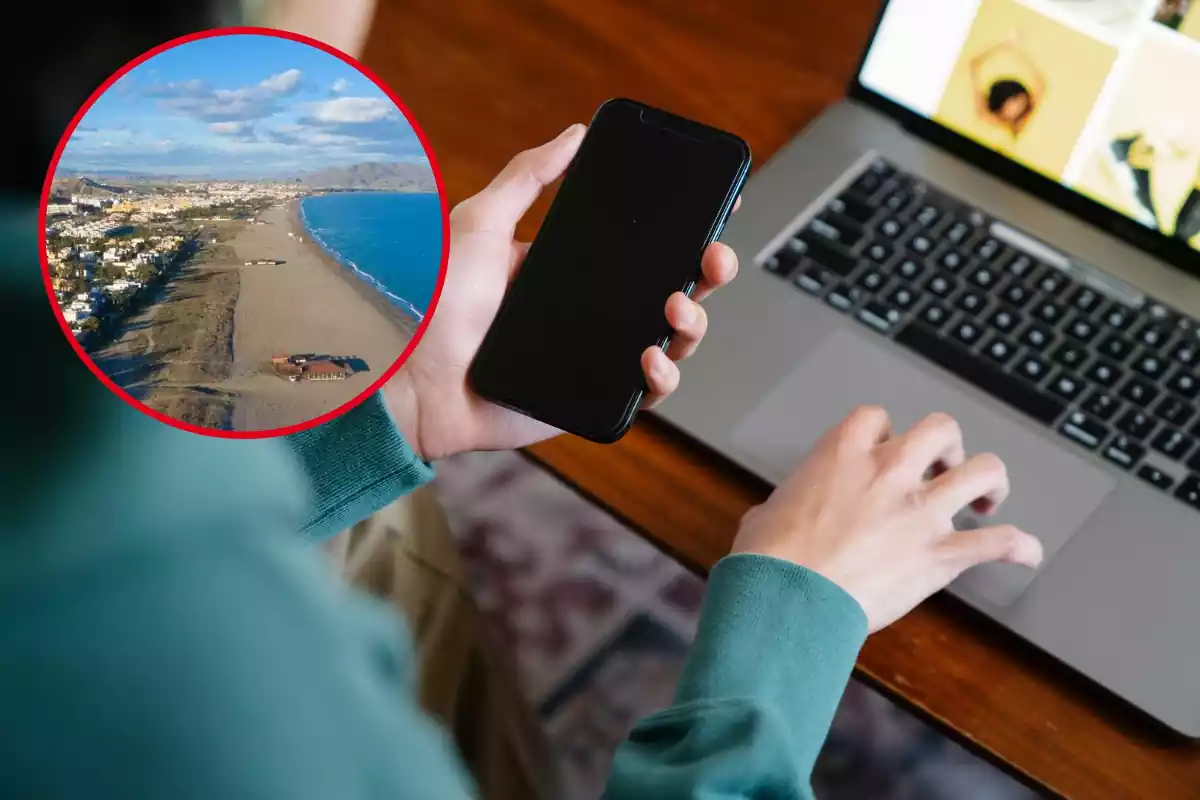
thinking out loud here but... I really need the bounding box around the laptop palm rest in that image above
[729,328,1117,607]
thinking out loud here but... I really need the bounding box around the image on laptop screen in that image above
[858,0,1200,252]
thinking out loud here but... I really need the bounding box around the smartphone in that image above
[468,99,751,443]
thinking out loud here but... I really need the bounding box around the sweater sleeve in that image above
[285,393,435,541]
[604,553,868,800]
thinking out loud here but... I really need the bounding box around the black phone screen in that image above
[469,99,750,442]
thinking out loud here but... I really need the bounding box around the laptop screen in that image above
[858,0,1200,253]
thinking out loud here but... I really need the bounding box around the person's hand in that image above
[384,124,740,461]
[730,406,1044,632]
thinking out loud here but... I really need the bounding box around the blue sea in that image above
[299,192,442,322]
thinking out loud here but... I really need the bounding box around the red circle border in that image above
[39,26,450,440]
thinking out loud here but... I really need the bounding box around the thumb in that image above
[460,123,586,234]
[940,524,1044,574]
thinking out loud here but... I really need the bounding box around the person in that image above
[970,33,1046,138]
[1156,0,1190,30]
[4,122,1046,800]
[1110,130,1200,242]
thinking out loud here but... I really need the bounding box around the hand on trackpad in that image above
[730,329,1117,608]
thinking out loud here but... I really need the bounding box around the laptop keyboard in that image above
[763,158,1200,514]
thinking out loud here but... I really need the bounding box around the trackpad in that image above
[730,329,1116,607]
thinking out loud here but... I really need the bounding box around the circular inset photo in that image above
[41,28,447,437]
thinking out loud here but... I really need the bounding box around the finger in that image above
[887,412,965,477]
[452,123,586,234]
[924,451,1010,517]
[829,405,893,452]
[664,293,708,360]
[939,524,1044,574]
[692,242,739,302]
[508,241,532,279]
[641,347,680,408]
[733,195,742,213]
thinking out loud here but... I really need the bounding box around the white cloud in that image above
[208,121,251,135]
[259,69,302,94]
[308,97,395,124]
[331,78,349,93]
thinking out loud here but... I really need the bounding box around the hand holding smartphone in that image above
[468,99,751,443]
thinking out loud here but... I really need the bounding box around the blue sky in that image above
[59,34,428,178]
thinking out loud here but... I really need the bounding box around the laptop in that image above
[658,0,1200,736]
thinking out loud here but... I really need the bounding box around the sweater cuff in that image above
[675,554,867,758]
[286,393,435,541]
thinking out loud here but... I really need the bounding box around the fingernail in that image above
[650,353,668,382]
[679,301,697,326]
[559,123,585,140]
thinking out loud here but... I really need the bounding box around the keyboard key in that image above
[968,266,998,289]
[975,237,1004,262]
[1132,352,1169,380]
[857,301,903,333]
[797,235,859,276]
[1005,254,1037,279]
[825,285,857,312]
[851,164,889,196]
[1155,395,1196,427]
[1138,465,1175,491]
[887,285,918,310]
[1034,299,1066,325]
[1176,475,1200,510]
[894,323,1067,424]
[950,320,983,346]
[828,193,876,224]
[1083,391,1121,420]
[1135,322,1170,350]
[937,249,968,273]
[1192,447,1200,472]
[982,336,1017,366]
[1000,280,1033,309]
[1064,315,1099,343]
[1084,360,1122,388]
[924,273,957,298]
[793,264,837,295]
[1101,303,1134,331]
[864,241,896,265]
[1103,435,1144,470]
[1152,427,1196,461]
[1049,372,1085,401]
[1016,354,1050,383]
[1120,377,1159,408]
[1051,342,1089,370]
[919,301,951,328]
[877,217,905,239]
[882,188,913,214]
[1170,339,1199,367]
[988,306,1022,334]
[907,233,934,255]
[914,204,941,228]
[856,268,887,292]
[1069,287,1103,314]
[1020,323,1055,352]
[1166,369,1198,399]
[1117,408,1157,439]
[1098,334,1135,363]
[955,290,988,315]
[1059,410,1110,450]
[1147,302,1176,326]
[944,220,973,245]
[810,214,866,249]
[895,257,926,283]
[1035,270,1072,297]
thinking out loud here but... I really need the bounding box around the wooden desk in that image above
[364,2,1200,796]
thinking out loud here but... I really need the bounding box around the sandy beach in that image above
[91,199,417,431]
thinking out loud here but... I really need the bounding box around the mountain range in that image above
[300,162,435,192]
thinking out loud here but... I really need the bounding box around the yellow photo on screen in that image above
[1074,36,1200,244]
[934,0,1116,180]
[1182,5,1200,39]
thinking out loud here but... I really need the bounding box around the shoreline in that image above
[289,196,423,338]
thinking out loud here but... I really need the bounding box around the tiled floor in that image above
[432,449,1037,800]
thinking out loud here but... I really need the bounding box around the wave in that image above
[299,197,425,323]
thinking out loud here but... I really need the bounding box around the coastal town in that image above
[44,178,304,346]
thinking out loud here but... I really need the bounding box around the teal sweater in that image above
[3,207,867,798]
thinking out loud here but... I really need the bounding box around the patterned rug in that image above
[431,449,1037,800]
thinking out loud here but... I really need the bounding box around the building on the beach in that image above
[243,259,282,266]
[305,361,350,380]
